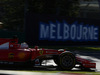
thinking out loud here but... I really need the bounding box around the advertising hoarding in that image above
[25,13,100,46]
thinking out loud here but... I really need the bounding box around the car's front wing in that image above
[76,56,96,68]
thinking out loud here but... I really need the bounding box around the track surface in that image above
[0,51,100,75]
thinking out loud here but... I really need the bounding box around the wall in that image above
[25,13,100,46]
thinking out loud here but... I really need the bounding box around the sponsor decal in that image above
[8,53,14,59]
[39,21,98,41]
[18,52,25,59]
[39,50,43,55]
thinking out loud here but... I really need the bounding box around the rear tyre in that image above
[58,52,76,70]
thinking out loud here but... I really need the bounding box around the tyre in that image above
[58,52,76,70]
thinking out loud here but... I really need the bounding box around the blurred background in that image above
[0,0,100,43]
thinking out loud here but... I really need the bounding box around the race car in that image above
[0,37,96,70]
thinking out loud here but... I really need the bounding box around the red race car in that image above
[0,37,96,70]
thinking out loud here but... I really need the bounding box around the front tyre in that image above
[58,52,76,70]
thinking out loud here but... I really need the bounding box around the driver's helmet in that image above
[21,42,29,49]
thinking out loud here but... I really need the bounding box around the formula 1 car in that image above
[0,37,96,70]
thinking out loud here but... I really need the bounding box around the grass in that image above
[37,46,100,52]
[65,47,100,51]
[16,70,100,75]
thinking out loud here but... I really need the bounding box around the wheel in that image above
[58,52,76,70]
